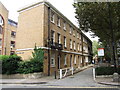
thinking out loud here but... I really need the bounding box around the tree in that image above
[74,2,120,64]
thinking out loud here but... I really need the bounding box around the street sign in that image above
[98,48,104,56]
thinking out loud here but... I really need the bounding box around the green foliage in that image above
[74,2,120,60]
[16,59,43,74]
[0,55,22,74]
[17,47,44,74]
[32,46,44,61]
[1,47,44,74]
[95,67,120,75]
[92,40,103,56]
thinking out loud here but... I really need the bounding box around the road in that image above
[1,67,119,89]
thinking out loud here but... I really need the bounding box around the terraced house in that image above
[16,1,92,76]
[0,2,17,56]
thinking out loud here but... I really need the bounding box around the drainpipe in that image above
[81,33,84,67]
[48,7,51,76]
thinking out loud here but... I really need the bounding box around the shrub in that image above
[95,67,120,75]
[17,59,43,74]
[17,47,44,74]
[1,55,22,74]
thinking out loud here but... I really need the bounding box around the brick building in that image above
[0,2,17,56]
[16,1,92,75]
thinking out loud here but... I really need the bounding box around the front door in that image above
[58,55,60,69]
[70,55,72,67]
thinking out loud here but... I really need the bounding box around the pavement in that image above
[0,64,120,88]
[95,77,120,86]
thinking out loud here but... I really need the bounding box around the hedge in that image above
[0,55,21,74]
[0,48,44,75]
[95,67,120,75]
[16,59,43,74]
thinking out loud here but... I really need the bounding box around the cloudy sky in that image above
[0,0,98,41]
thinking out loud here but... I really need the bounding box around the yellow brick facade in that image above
[0,2,17,56]
[16,1,92,76]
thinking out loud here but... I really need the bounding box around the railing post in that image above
[60,69,62,79]
[93,68,96,80]
[71,67,73,75]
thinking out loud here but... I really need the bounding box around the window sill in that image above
[51,65,55,67]
[57,25,61,28]
[51,21,55,24]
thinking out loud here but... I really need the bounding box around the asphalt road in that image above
[1,67,120,89]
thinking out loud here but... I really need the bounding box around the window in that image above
[79,33,81,39]
[51,30,55,45]
[0,39,2,46]
[0,26,2,34]
[50,11,54,23]
[78,43,79,51]
[77,32,79,38]
[51,58,55,66]
[0,50,1,55]
[73,29,75,36]
[63,21,66,30]
[74,41,76,50]
[81,57,83,64]
[11,31,16,38]
[0,16,3,26]
[10,51,15,55]
[57,17,61,27]
[64,36,67,48]
[70,39,72,49]
[51,54,55,67]
[8,19,17,27]
[74,55,76,64]
[85,57,88,63]
[64,54,67,65]
[69,26,72,34]
[11,41,15,48]
[58,33,61,44]
[80,44,82,51]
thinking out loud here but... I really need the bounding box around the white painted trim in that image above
[16,48,34,51]
[16,47,90,56]
[18,2,44,13]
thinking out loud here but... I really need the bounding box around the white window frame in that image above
[51,53,55,67]
[79,33,81,39]
[51,30,55,44]
[70,39,72,49]
[74,41,76,50]
[78,43,79,51]
[80,44,82,51]
[0,16,3,26]
[73,29,75,36]
[64,54,67,65]
[69,26,72,34]
[74,55,76,64]
[57,17,61,27]
[51,58,55,67]
[50,11,55,23]
[63,21,66,30]
[64,36,67,48]
[58,33,61,44]
[77,32,79,39]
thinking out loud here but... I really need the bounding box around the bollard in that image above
[54,71,57,79]
[113,73,119,82]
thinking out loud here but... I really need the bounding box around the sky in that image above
[0,0,98,41]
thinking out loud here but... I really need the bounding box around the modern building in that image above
[16,1,92,75]
[0,2,17,56]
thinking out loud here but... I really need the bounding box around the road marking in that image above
[47,86,119,88]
